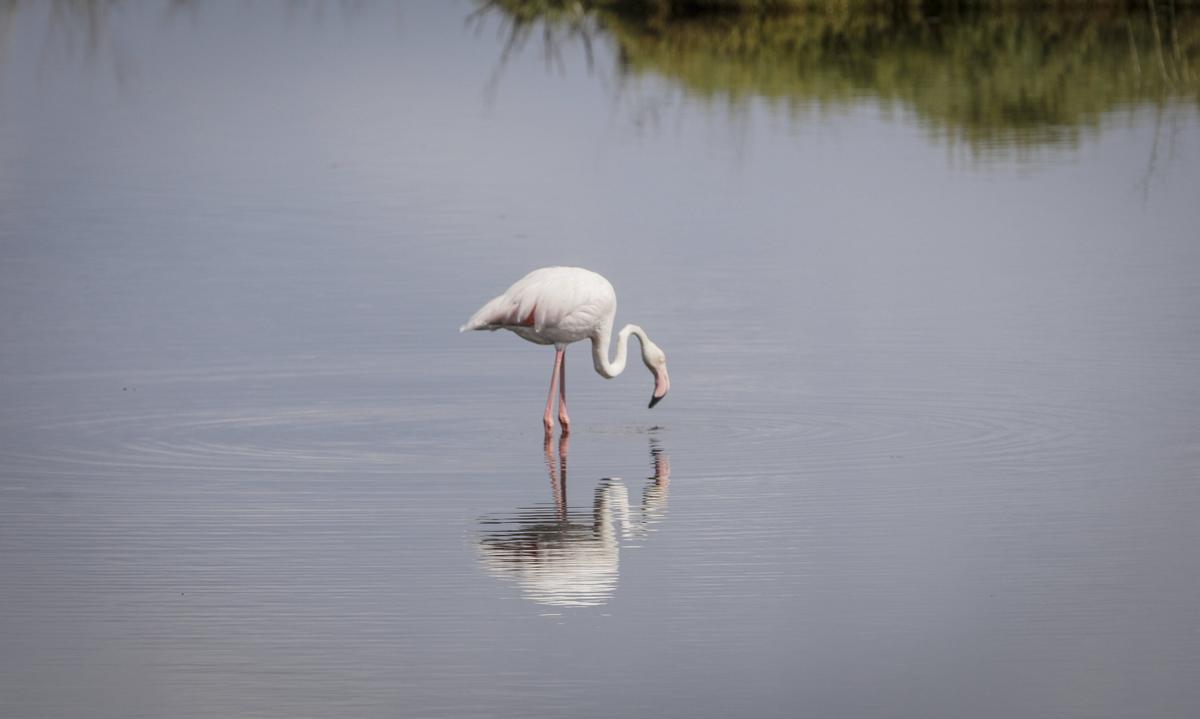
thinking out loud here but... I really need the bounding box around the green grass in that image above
[476,0,1200,152]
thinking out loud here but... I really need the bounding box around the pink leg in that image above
[558,349,570,435]
[543,348,564,437]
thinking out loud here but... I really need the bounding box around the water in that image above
[2,2,1199,717]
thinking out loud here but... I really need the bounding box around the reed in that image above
[476,0,1200,153]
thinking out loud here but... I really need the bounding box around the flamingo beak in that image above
[648,365,670,409]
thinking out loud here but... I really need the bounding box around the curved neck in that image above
[591,323,647,379]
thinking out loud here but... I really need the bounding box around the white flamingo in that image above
[460,267,670,436]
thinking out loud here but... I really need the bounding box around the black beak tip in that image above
[649,394,664,409]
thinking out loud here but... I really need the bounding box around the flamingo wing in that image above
[460,267,614,336]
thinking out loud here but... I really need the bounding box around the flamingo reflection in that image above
[477,436,671,607]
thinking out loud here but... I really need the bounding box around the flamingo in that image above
[460,267,670,436]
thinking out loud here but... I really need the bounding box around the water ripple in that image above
[671,387,1112,477]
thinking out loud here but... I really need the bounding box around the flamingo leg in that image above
[543,348,564,437]
[558,348,570,435]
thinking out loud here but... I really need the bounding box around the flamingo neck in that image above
[592,323,647,379]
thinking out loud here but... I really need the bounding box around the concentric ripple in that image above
[666,385,1116,479]
[0,359,520,479]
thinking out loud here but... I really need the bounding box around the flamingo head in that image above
[641,340,670,409]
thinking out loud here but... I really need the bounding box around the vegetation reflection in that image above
[473,0,1200,154]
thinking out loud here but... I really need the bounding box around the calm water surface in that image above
[2,2,1199,718]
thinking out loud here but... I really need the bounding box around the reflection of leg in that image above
[547,433,569,519]
[543,348,564,438]
[557,349,570,435]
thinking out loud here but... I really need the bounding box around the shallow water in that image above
[2,2,1199,718]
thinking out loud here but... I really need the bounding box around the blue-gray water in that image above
[2,2,1199,718]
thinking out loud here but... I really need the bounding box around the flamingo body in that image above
[461,267,670,436]
[459,266,614,346]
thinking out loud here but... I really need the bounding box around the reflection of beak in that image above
[648,366,670,409]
